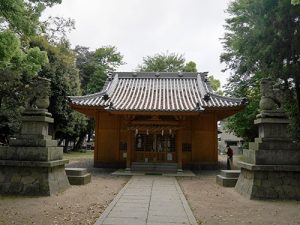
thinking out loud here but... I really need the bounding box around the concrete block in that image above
[65,168,88,176]
[67,173,91,185]
[216,175,238,187]
[220,170,240,178]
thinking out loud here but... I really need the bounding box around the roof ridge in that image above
[208,92,245,102]
[110,71,208,79]
[68,73,119,101]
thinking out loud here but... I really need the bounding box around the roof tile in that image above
[69,72,245,112]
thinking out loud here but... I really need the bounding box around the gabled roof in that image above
[68,72,246,112]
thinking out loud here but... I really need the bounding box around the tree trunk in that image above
[63,137,69,153]
[58,138,63,146]
[74,132,86,151]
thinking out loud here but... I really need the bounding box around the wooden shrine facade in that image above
[69,72,246,170]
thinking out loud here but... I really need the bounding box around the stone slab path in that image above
[94,176,198,225]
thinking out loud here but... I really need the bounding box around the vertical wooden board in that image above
[182,152,192,165]
[98,111,119,129]
[191,114,217,162]
[182,130,192,143]
[196,113,216,130]
[182,117,192,130]
[176,129,183,169]
[94,111,100,162]
[181,117,192,164]
[212,113,218,162]
[115,116,120,161]
[98,130,119,162]
[96,112,120,162]
[193,131,215,161]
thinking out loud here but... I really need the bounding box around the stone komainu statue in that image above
[259,78,283,111]
[25,77,51,110]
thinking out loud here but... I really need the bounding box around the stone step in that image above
[67,173,91,185]
[65,168,87,176]
[220,170,240,178]
[131,162,178,172]
[216,175,238,187]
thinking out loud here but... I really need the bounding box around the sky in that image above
[43,0,232,86]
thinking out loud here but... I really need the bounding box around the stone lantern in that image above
[0,77,70,196]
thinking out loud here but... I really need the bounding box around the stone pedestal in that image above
[235,111,300,199]
[0,110,70,196]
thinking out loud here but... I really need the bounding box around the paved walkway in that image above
[94,176,198,225]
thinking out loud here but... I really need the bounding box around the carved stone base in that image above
[243,149,300,165]
[235,162,300,200]
[0,160,70,196]
[256,110,287,119]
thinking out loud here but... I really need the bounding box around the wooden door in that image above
[134,134,176,162]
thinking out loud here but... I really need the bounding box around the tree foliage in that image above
[221,0,300,142]
[208,75,223,95]
[0,0,61,71]
[137,52,197,72]
[75,45,124,94]
[0,0,62,143]
[0,0,88,150]
[30,37,87,151]
[41,16,75,44]
[183,61,197,72]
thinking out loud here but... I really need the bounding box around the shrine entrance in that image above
[134,133,176,163]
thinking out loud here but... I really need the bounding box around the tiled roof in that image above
[69,72,246,112]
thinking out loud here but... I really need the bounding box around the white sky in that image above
[43,0,232,86]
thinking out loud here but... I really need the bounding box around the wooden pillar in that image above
[94,111,100,166]
[213,112,218,162]
[126,130,132,170]
[176,129,183,172]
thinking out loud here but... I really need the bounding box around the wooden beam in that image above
[108,111,201,116]
[130,120,179,126]
[126,130,132,170]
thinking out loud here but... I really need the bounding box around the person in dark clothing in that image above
[226,144,233,170]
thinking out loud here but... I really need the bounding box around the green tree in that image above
[74,45,124,146]
[221,0,300,141]
[183,61,197,72]
[30,37,87,152]
[75,45,124,94]
[41,16,75,44]
[0,0,61,144]
[138,52,197,73]
[0,0,62,70]
[208,75,223,95]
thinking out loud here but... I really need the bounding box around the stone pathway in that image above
[94,176,198,225]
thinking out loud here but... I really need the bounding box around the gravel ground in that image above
[1,154,299,225]
[0,157,129,225]
[178,155,300,225]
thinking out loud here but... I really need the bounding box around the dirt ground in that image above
[178,155,300,225]
[1,154,299,225]
[0,153,129,225]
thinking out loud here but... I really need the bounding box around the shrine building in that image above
[68,72,246,171]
